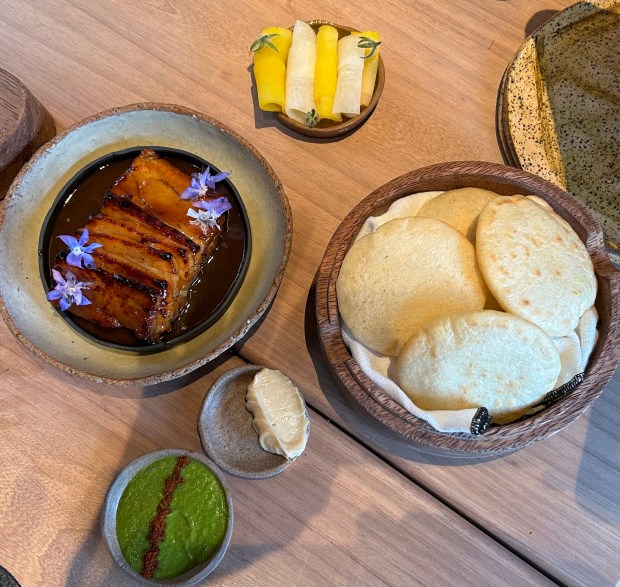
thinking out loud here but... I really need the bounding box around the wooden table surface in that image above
[0,1,618,586]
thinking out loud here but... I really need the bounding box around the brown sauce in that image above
[39,147,250,351]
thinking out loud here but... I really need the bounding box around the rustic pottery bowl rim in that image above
[496,0,620,266]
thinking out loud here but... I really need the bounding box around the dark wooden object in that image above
[0,68,55,199]
[316,160,620,456]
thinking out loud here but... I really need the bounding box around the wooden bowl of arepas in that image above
[315,161,619,457]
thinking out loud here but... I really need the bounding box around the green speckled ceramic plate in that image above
[0,103,292,384]
[498,0,620,268]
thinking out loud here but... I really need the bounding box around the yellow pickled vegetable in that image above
[353,31,381,107]
[314,25,342,123]
[251,27,293,112]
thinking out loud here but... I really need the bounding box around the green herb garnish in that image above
[357,36,381,60]
[250,33,280,53]
[305,109,319,126]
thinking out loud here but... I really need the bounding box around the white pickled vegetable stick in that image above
[285,20,317,123]
[332,35,365,118]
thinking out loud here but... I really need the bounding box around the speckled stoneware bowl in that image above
[0,103,292,384]
[316,161,619,457]
[498,0,620,267]
[274,20,385,139]
[198,364,305,479]
[0,565,21,587]
[102,448,233,586]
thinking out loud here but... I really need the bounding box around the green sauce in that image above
[116,456,229,580]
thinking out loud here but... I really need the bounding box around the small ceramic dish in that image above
[316,161,619,457]
[275,20,385,138]
[0,103,292,384]
[198,364,299,479]
[102,448,233,586]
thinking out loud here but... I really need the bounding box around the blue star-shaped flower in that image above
[186,197,232,233]
[46,269,92,311]
[58,228,102,269]
[180,167,230,200]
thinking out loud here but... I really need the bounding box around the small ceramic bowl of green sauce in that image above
[102,449,233,585]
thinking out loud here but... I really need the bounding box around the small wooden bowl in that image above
[316,161,620,457]
[276,20,385,138]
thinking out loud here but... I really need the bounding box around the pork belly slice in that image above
[100,194,201,260]
[87,232,187,295]
[109,149,225,255]
[84,218,196,280]
[52,258,166,341]
[51,149,233,343]
[90,252,180,333]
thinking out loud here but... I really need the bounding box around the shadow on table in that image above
[63,517,134,587]
[574,380,620,524]
[303,280,501,468]
[61,351,235,585]
[524,10,560,37]
[247,64,372,144]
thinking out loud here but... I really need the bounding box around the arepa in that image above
[476,196,596,336]
[417,187,499,242]
[336,216,487,356]
[397,310,561,420]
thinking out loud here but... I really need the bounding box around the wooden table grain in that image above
[0,1,617,586]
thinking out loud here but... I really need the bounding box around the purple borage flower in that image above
[58,228,102,269]
[187,197,232,233]
[180,167,230,200]
[46,269,92,311]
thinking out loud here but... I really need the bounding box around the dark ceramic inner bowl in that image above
[39,146,251,353]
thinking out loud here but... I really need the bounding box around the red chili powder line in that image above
[142,455,191,579]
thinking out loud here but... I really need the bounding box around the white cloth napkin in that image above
[342,192,599,434]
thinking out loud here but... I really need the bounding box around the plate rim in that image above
[0,102,293,385]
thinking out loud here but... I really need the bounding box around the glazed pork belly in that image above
[51,149,227,342]
[54,255,168,340]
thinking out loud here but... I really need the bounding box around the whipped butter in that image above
[245,368,310,459]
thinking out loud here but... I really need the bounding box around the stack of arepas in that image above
[336,189,597,422]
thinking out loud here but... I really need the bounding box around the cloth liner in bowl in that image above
[342,192,599,434]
